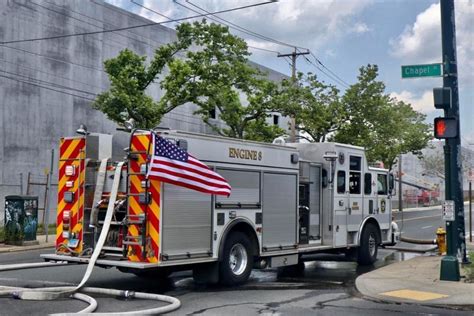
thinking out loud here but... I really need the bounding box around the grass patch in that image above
[0,226,5,243]
[464,251,474,283]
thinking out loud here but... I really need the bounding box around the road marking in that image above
[395,215,440,222]
[421,225,433,229]
[381,289,448,301]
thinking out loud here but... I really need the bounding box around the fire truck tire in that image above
[219,232,254,286]
[357,223,379,265]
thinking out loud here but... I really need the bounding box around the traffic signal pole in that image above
[439,0,467,281]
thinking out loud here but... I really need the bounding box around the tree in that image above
[422,145,474,178]
[333,65,431,170]
[276,73,345,142]
[94,20,284,140]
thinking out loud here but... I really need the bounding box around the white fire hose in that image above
[0,162,181,314]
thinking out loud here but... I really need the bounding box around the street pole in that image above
[439,0,466,281]
[398,155,403,213]
[470,181,472,243]
[277,48,309,143]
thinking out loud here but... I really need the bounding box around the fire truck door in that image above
[334,168,347,247]
[347,154,363,234]
[309,165,321,241]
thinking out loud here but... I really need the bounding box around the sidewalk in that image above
[356,243,474,308]
[0,234,55,253]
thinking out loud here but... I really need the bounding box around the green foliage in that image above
[0,226,5,243]
[333,65,432,169]
[276,73,345,142]
[94,20,282,139]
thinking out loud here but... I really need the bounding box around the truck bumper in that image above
[41,254,160,269]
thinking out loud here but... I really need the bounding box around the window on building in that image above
[337,171,346,194]
[273,114,279,126]
[377,174,388,195]
[364,173,372,195]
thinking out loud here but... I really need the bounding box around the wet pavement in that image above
[0,244,471,314]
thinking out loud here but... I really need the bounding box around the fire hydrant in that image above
[436,227,447,255]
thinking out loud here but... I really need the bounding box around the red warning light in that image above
[434,117,457,139]
[436,119,447,136]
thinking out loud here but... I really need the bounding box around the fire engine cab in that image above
[42,129,399,285]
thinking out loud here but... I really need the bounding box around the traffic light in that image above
[433,87,452,110]
[434,117,457,139]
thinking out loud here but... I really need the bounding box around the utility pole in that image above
[439,0,467,281]
[277,48,309,143]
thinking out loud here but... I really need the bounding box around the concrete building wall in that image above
[0,0,289,224]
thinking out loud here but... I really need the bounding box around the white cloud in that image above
[390,1,474,86]
[129,0,373,52]
[324,49,336,58]
[390,90,434,114]
[352,22,371,34]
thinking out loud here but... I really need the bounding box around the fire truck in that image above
[42,129,398,285]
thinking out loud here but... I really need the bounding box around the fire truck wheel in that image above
[219,232,254,286]
[357,223,379,265]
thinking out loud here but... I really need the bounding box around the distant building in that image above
[392,141,474,208]
[0,0,289,222]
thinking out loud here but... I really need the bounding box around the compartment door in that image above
[262,173,297,250]
[162,184,212,259]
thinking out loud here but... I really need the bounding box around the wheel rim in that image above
[229,243,248,276]
[368,233,377,257]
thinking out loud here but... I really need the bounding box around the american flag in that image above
[147,133,231,196]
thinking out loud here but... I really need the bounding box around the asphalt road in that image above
[393,204,474,248]
[0,205,473,315]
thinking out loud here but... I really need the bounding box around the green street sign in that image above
[401,63,443,78]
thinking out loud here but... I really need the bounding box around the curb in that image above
[355,255,474,308]
[355,290,474,312]
[0,243,55,254]
[385,246,438,253]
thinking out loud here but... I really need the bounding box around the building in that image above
[392,141,474,209]
[0,0,289,223]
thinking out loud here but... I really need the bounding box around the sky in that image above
[106,0,474,146]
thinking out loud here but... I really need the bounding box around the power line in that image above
[0,73,97,101]
[177,0,306,51]
[35,0,168,48]
[0,69,99,96]
[302,54,350,89]
[176,0,349,87]
[0,1,276,45]
[131,0,280,55]
[0,58,102,91]
[0,73,212,128]
[307,50,351,87]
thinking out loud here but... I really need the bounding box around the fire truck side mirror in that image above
[322,169,328,188]
[389,174,396,196]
